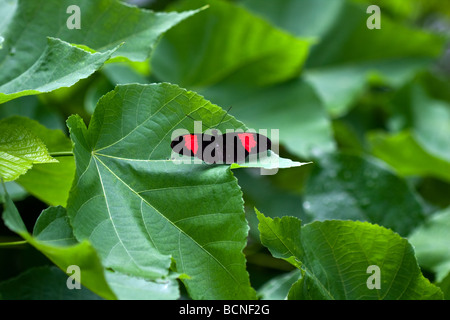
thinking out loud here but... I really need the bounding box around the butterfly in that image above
[170,130,272,164]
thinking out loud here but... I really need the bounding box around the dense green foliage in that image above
[0,0,449,300]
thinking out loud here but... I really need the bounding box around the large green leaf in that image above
[66,82,282,299]
[3,116,75,206]
[391,83,450,163]
[17,156,75,206]
[234,169,307,241]
[437,272,450,300]
[305,6,442,67]
[153,0,332,159]
[257,269,302,300]
[34,206,180,300]
[304,59,431,117]
[1,190,116,299]
[0,37,117,104]
[409,207,450,282]
[152,0,311,88]
[304,3,442,116]
[256,210,443,300]
[231,151,310,174]
[303,152,426,236]
[0,117,57,181]
[201,79,335,159]
[0,0,199,103]
[352,0,450,19]
[369,130,450,183]
[241,0,344,39]
[0,266,102,300]
[0,95,67,131]
[242,0,444,116]
[2,189,180,299]
[0,0,17,35]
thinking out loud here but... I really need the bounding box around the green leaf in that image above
[152,0,311,87]
[256,209,443,300]
[2,116,75,206]
[391,83,450,163]
[3,181,27,201]
[17,157,75,206]
[234,170,307,241]
[32,205,78,246]
[409,207,450,282]
[153,1,331,159]
[101,63,149,86]
[0,0,17,35]
[201,79,335,159]
[352,0,450,19]
[418,71,450,104]
[32,206,181,300]
[437,272,450,300]
[0,95,67,131]
[66,83,263,299]
[305,2,444,116]
[241,0,344,39]
[369,130,450,183]
[2,189,180,299]
[332,119,365,153]
[257,269,302,300]
[0,37,117,104]
[103,271,179,300]
[0,117,57,181]
[304,59,431,117]
[2,116,72,153]
[1,189,116,299]
[0,266,102,300]
[242,0,444,116]
[231,151,311,173]
[256,212,302,266]
[0,0,199,103]
[303,152,426,236]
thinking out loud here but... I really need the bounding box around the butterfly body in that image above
[171,131,271,164]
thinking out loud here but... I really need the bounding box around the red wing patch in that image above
[184,134,198,154]
[237,133,257,152]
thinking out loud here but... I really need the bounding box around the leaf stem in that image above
[0,240,27,247]
[49,151,74,157]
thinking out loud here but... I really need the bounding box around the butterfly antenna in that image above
[184,113,210,131]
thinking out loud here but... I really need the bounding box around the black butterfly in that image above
[170,130,271,164]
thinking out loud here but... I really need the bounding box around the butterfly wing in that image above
[171,134,213,160]
[223,133,272,164]
[200,132,223,164]
[252,133,271,154]
[171,132,271,164]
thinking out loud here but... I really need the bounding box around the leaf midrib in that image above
[261,216,335,300]
[92,154,246,291]
[93,155,143,272]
